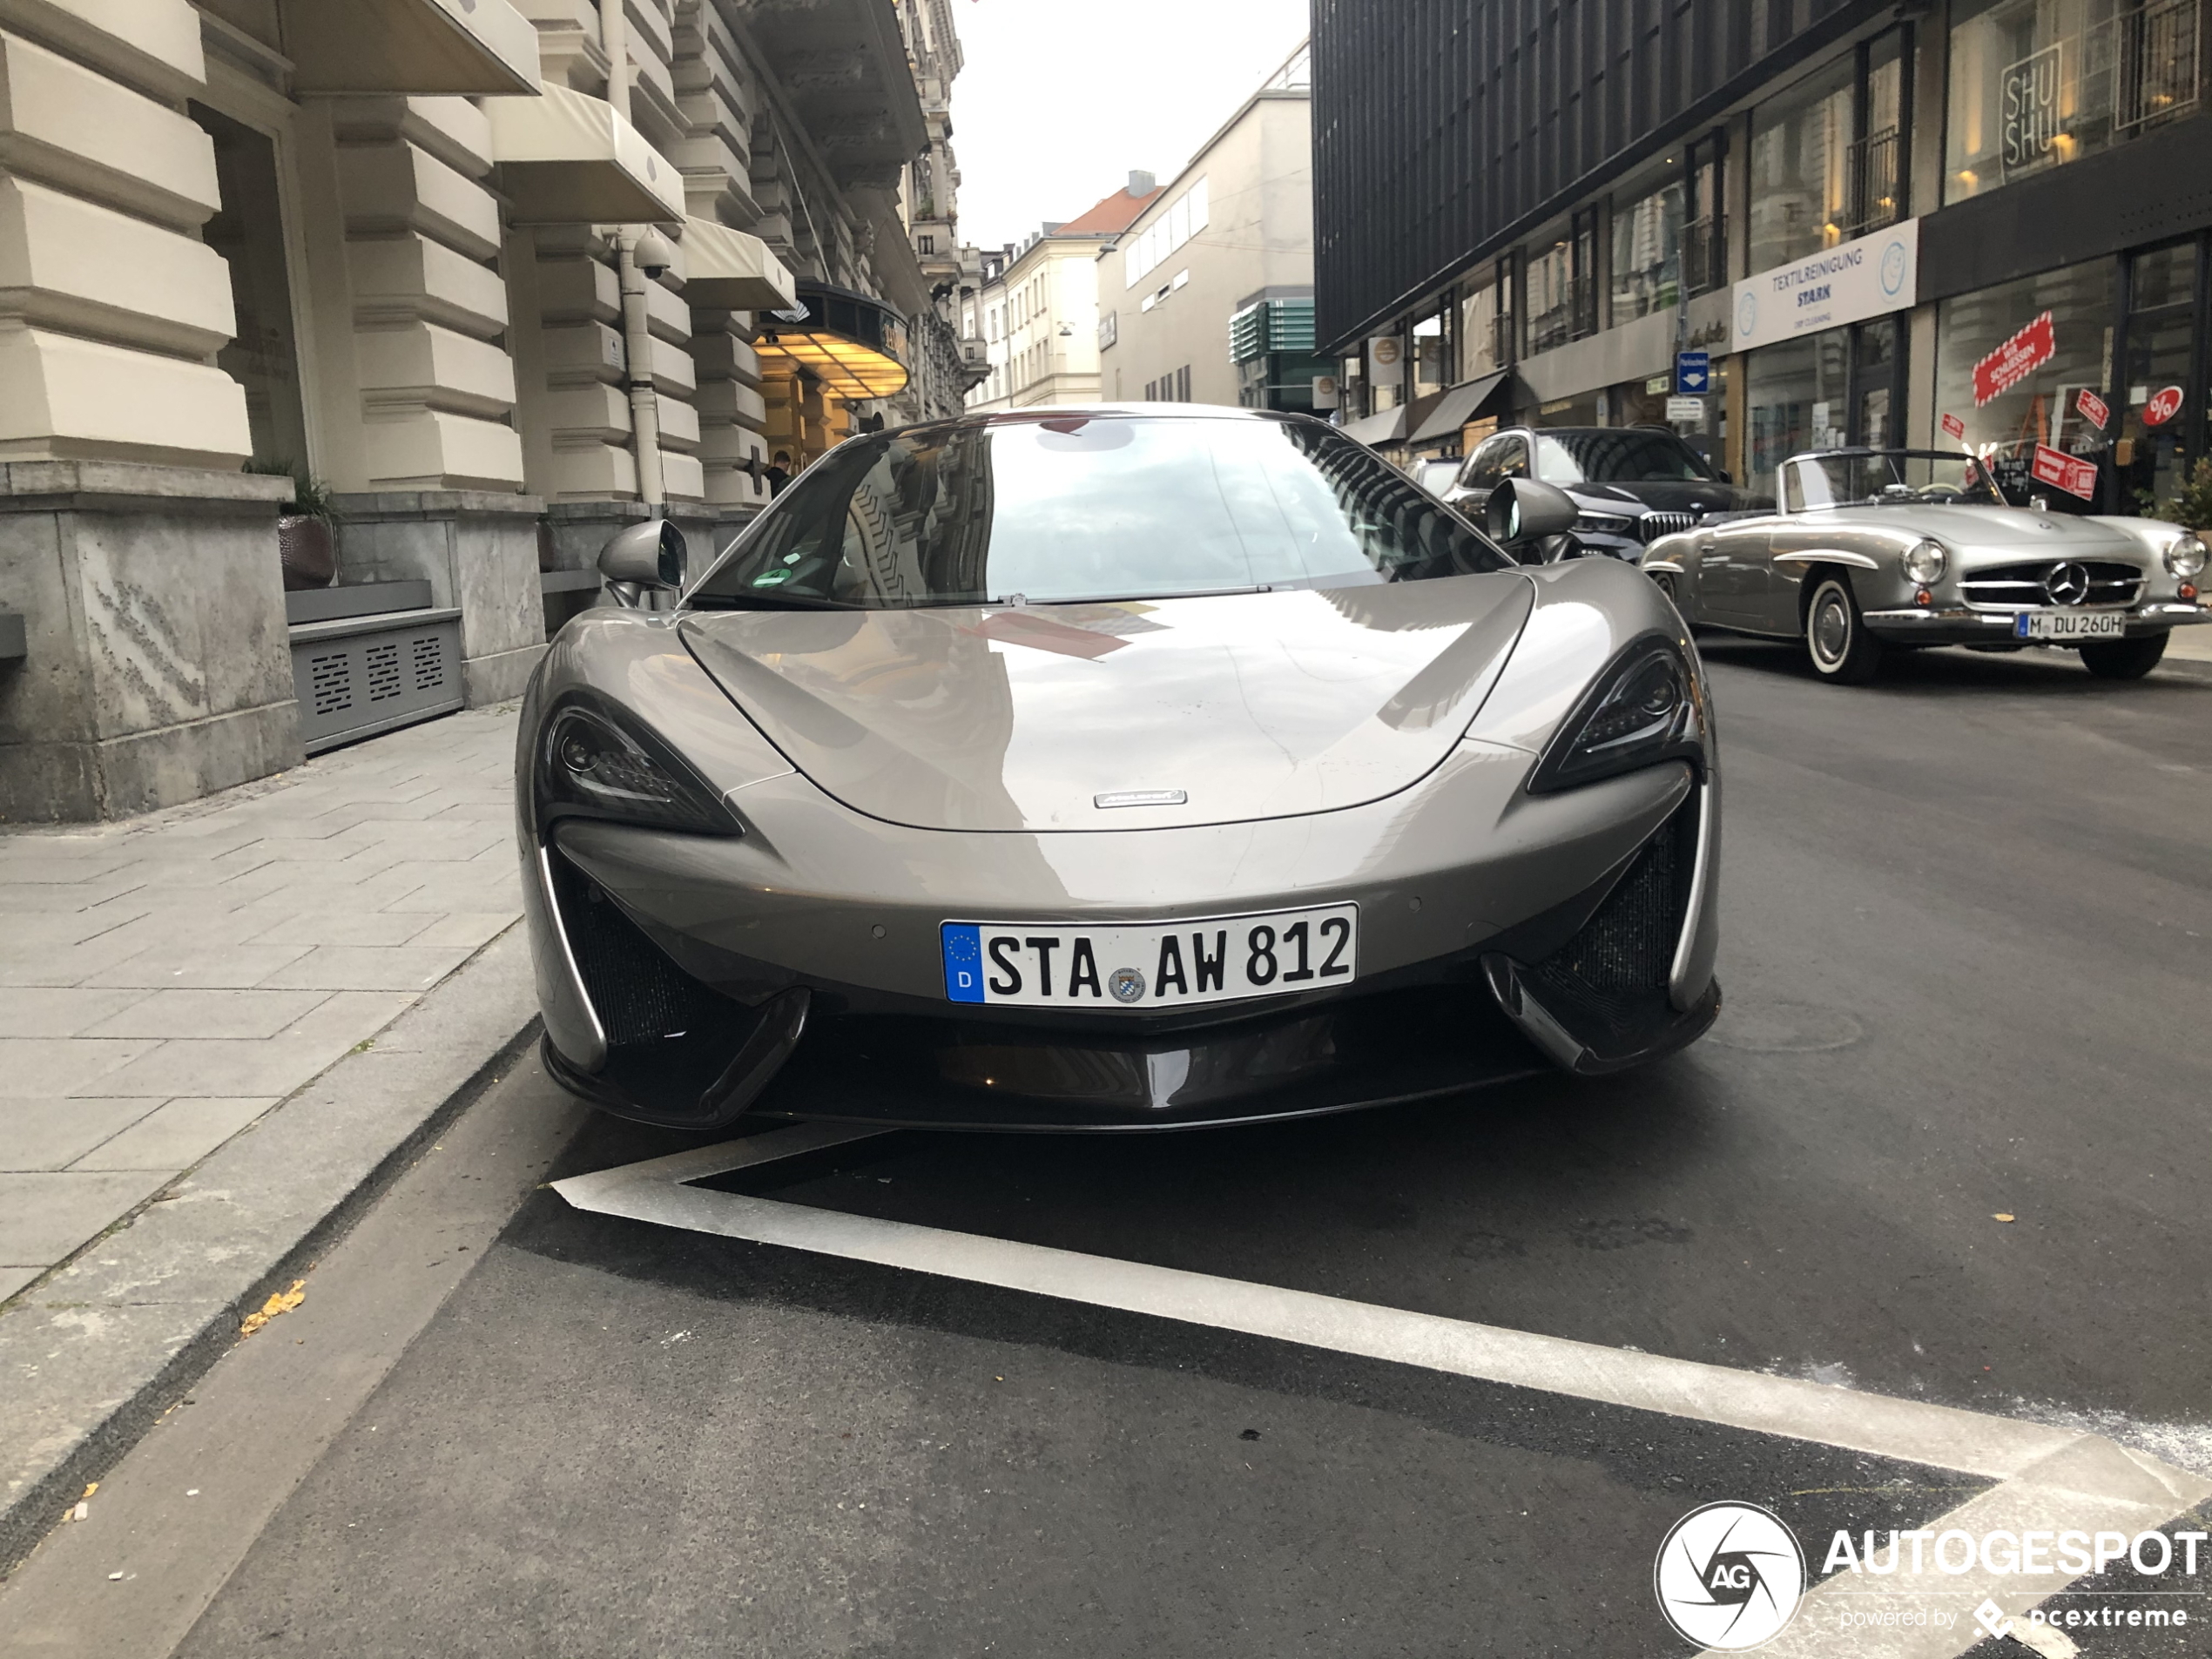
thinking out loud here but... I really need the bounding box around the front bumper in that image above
[523,764,1722,1132]
[1860,601,2209,644]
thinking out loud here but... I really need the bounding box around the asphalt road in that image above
[3,640,2209,1657]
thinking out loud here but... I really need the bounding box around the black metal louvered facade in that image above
[1311,0,1892,352]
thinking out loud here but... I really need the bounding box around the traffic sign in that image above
[1675,351,1710,395]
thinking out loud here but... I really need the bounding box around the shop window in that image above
[1413,309,1448,395]
[1933,258,2116,506]
[1459,277,1501,378]
[1946,0,2202,205]
[1744,327,1851,499]
[1610,178,1683,323]
[1748,56,1855,275]
[1684,132,1730,296]
[193,102,308,473]
[1525,218,1595,354]
[2118,240,2199,509]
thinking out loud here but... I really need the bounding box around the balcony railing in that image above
[1842,128,1902,239]
[2108,0,2202,130]
[1683,216,1729,296]
[1526,277,1596,354]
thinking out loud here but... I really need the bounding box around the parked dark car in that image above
[1443,426,1769,563]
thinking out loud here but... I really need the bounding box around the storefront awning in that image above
[280,0,540,96]
[755,282,910,400]
[1406,370,1514,444]
[487,84,686,225]
[1341,406,1409,447]
[682,218,798,313]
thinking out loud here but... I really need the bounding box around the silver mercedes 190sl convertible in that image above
[1641,448,2208,685]
[516,407,1720,1131]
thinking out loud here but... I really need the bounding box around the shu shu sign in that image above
[1973,312,2056,406]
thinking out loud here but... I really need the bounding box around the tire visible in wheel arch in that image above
[1803,572,1885,685]
[2080,631,2168,680]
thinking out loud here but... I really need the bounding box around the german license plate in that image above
[2015,610,2126,641]
[941,905,1359,1009]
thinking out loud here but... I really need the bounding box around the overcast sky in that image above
[949,0,1309,251]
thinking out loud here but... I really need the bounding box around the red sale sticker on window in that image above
[1973,312,2056,407]
[2031,442,2099,502]
[1941,412,1966,441]
[2143,386,2185,427]
[2074,388,2110,430]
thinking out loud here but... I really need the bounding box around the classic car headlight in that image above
[1527,636,1707,795]
[1901,539,1947,585]
[2165,534,2209,579]
[537,702,740,835]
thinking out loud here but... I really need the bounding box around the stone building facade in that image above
[0,0,968,822]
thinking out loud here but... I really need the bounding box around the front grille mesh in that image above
[551,855,721,1048]
[1527,799,1696,1040]
[1960,560,2144,608]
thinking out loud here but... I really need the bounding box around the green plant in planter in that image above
[2139,459,2212,530]
[248,459,340,589]
[245,457,334,521]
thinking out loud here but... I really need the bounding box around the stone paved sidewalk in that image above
[0,707,524,1306]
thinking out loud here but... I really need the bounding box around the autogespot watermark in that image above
[1656,1507,2208,1649]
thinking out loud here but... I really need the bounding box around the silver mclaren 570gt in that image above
[516,406,1720,1132]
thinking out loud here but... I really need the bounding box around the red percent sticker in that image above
[2031,443,2100,502]
[1941,412,1966,441]
[2143,386,2185,428]
[2074,388,2110,431]
[1973,312,2056,407]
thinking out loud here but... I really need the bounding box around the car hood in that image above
[677,576,1536,833]
[1808,503,2146,556]
[1563,480,1763,516]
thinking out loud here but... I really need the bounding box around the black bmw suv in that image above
[1443,426,1770,561]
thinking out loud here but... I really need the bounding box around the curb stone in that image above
[0,926,539,1576]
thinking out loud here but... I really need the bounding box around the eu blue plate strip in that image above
[941,923,984,1002]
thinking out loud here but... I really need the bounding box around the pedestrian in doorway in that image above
[765,451,792,496]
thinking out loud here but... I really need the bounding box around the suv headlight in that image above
[1528,635,1708,794]
[2165,534,2208,579]
[1575,511,1637,536]
[536,701,741,835]
[1901,539,1947,584]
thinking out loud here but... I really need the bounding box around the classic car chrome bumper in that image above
[1860,602,2210,641]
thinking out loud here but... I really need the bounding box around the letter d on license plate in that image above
[941,906,1359,1009]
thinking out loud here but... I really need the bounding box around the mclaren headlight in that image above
[1901,538,1947,585]
[2165,533,2208,579]
[536,701,740,835]
[1527,635,1708,795]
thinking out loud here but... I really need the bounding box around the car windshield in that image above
[1787,450,2004,509]
[688,413,1512,610]
[1532,429,1716,484]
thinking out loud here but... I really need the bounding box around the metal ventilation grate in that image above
[309,651,353,716]
[291,609,463,754]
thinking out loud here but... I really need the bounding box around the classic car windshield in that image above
[1786,450,2004,510]
[689,414,1512,610]
[1533,429,1716,484]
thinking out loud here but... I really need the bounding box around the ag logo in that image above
[1654,1502,1805,1650]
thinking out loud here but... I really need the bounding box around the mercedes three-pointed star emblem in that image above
[2044,561,2092,605]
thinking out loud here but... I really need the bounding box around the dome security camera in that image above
[631,226,678,280]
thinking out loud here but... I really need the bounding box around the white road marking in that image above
[554,1127,2212,1659]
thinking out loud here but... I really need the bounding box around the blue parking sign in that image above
[1676,351,1710,395]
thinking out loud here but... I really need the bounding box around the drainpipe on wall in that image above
[600,0,665,509]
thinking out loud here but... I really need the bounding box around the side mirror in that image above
[598,519,687,597]
[1715,469,1734,485]
[1484,476,1579,546]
